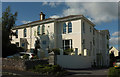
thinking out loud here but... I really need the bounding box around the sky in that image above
[2,2,119,50]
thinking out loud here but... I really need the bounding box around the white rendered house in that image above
[109,46,119,57]
[11,12,110,66]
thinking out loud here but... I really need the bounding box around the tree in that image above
[2,6,17,57]
[34,37,41,55]
[109,51,115,67]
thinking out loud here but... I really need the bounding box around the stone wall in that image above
[2,58,48,71]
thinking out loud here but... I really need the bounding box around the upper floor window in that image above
[63,23,66,34]
[93,29,95,35]
[83,22,85,33]
[90,26,91,32]
[37,25,40,35]
[82,39,85,49]
[93,37,95,46]
[42,25,45,34]
[24,28,26,37]
[16,30,18,38]
[68,22,72,33]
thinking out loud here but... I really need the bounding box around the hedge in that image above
[108,67,120,77]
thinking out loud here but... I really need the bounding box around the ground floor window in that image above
[62,39,72,50]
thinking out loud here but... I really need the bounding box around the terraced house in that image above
[11,12,110,67]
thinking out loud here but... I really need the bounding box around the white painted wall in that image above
[57,55,92,69]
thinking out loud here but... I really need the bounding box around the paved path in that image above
[65,68,109,77]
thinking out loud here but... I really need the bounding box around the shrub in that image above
[32,55,39,59]
[49,48,60,55]
[64,48,73,55]
[32,64,65,76]
[23,54,29,59]
[52,48,60,55]
[17,47,24,52]
[108,67,120,77]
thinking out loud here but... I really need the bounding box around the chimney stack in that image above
[40,12,45,20]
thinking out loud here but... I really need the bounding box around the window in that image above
[90,26,91,32]
[37,25,40,35]
[16,30,18,38]
[63,23,66,34]
[22,43,25,47]
[68,22,72,33]
[42,40,46,45]
[24,28,26,37]
[93,29,95,35]
[83,22,85,33]
[63,39,72,50]
[89,41,92,56]
[93,37,95,46]
[82,39,85,49]
[42,25,45,34]
[90,41,92,51]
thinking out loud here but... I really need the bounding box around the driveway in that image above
[64,68,109,77]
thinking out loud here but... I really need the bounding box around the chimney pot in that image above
[40,12,45,20]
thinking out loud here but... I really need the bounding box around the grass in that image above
[108,67,120,77]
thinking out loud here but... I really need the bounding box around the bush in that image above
[32,55,39,59]
[108,67,120,77]
[48,48,60,55]
[17,47,24,52]
[32,64,65,76]
[23,54,29,59]
[52,48,60,55]
[64,48,73,55]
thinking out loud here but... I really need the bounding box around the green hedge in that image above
[108,67,120,77]
[32,64,66,76]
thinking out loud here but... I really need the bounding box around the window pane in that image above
[68,22,72,33]
[16,30,18,38]
[63,23,66,34]
[42,25,45,34]
[37,26,40,35]
[83,22,85,33]
[24,28,26,37]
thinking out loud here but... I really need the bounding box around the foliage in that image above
[64,48,73,55]
[32,55,39,59]
[108,67,120,77]
[52,48,60,55]
[23,54,29,59]
[32,64,66,76]
[48,48,60,55]
[34,37,40,55]
[17,47,25,52]
[109,52,115,67]
[2,6,18,57]
[6,44,19,56]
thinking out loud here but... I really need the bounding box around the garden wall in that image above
[2,58,48,71]
[57,55,92,69]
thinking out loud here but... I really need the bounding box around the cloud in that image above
[109,37,120,46]
[112,31,120,36]
[50,15,60,18]
[42,2,61,7]
[21,20,32,24]
[63,2,118,24]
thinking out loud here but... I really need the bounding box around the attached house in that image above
[109,46,119,57]
[11,12,110,67]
